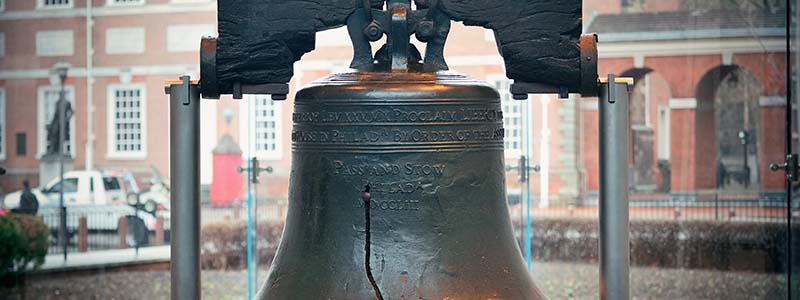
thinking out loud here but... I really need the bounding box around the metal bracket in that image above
[182,76,191,105]
[770,154,799,182]
[505,155,541,183]
[510,82,571,100]
[607,74,616,104]
[237,157,274,184]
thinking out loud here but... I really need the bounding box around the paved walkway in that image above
[37,246,170,273]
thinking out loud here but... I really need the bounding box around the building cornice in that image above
[0,64,199,79]
[0,2,216,21]
[598,37,785,58]
[597,28,784,42]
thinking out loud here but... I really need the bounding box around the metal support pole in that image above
[167,76,201,300]
[58,79,68,261]
[598,75,631,300]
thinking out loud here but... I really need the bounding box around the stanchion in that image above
[598,75,632,300]
[166,76,201,300]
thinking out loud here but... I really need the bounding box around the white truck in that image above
[2,170,169,246]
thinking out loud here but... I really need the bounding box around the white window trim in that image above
[106,0,146,7]
[171,0,210,3]
[239,95,283,161]
[0,0,5,12]
[105,27,146,55]
[36,30,74,57]
[657,105,670,160]
[488,74,529,158]
[644,74,651,127]
[166,24,216,53]
[37,0,74,9]
[37,85,76,159]
[106,83,148,160]
[0,88,5,161]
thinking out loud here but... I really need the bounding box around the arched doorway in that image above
[621,68,673,193]
[695,65,762,191]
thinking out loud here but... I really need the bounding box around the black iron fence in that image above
[39,206,168,255]
[507,191,799,223]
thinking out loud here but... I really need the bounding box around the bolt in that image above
[363,21,384,42]
[416,20,435,38]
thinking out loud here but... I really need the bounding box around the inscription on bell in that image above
[332,160,446,177]
[292,108,503,123]
[292,128,504,143]
[356,199,421,211]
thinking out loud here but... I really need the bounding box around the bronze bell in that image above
[258,71,546,299]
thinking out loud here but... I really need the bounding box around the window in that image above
[0,0,5,12]
[15,132,25,157]
[241,95,282,159]
[107,0,144,5]
[105,27,145,54]
[36,30,74,57]
[491,78,523,154]
[102,177,121,191]
[107,84,147,159]
[0,89,5,160]
[48,177,79,193]
[38,0,72,9]
[37,85,75,158]
[166,24,215,52]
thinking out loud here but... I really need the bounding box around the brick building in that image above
[0,0,790,205]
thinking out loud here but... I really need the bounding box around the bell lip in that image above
[294,70,501,102]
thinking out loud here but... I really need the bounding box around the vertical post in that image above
[598,75,631,300]
[168,76,201,300]
[251,173,259,295]
[118,216,128,249]
[78,216,88,252]
[155,216,164,246]
[58,81,68,261]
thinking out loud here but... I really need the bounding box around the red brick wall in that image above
[646,55,722,98]
[760,106,787,190]
[733,53,787,96]
[580,108,600,192]
[670,109,696,191]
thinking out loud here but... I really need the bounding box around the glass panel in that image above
[0,1,794,299]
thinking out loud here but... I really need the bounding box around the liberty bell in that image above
[196,0,597,298]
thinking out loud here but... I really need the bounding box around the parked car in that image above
[2,170,170,246]
[125,166,170,214]
[3,170,131,207]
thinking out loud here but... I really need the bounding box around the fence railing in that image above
[39,207,167,255]
[40,191,798,254]
[508,191,798,223]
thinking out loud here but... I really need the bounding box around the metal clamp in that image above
[770,154,799,182]
[505,155,541,183]
[237,157,274,184]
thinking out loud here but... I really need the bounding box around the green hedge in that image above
[0,214,49,285]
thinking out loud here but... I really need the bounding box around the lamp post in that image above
[51,64,69,260]
[738,130,750,188]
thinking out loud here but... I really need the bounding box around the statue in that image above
[45,95,73,156]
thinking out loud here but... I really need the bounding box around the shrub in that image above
[200,221,284,270]
[515,218,799,273]
[0,214,49,284]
